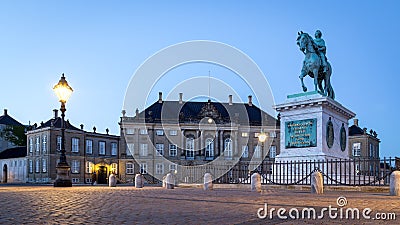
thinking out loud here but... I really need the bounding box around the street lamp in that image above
[53,73,73,187]
[258,132,267,174]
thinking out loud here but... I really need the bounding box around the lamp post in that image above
[53,73,73,187]
[258,132,267,174]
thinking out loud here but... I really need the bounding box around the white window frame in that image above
[85,161,94,173]
[127,143,134,156]
[139,128,148,135]
[35,159,40,173]
[57,136,62,151]
[126,162,134,174]
[35,136,40,152]
[29,160,33,173]
[186,137,194,159]
[111,163,118,174]
[140,143,148,156]
[42,135,47,153]
[205,138,214,158]
[29,137,33,153]
[126,128,135,135]
[42,158,47,173]
[169,144,177,157]
[99,141,106,155]
[156,143,164,156]
[169,164,177,172]
[140,163,148,174]
[224,138,232,158]
[111,142,117,156]
[156,163,164,175]
[72,138,79,153]
[156,130,164,136]
[169,130,177,136]
[369,143,373,158]
[86,140,93,154]
[242,145,249,158]
[269,145,277,158]
[353,143,361,156]
[241,132,248,137]
[71,160,80,174]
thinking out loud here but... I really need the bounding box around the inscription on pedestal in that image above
[285,118,317,148]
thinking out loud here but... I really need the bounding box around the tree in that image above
[0,125,27,146]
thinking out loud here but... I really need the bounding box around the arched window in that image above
[186,137,194,159]
[205,138,214,159]
[224,138,232,158]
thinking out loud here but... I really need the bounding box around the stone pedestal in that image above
[135,174,144,188]
[311,171,323,194]
[109,174,116,187]
[390,171,400,196]
[165,173,175,189]
[54,163,72,187]
[251,173,261,192]
[274,91,355,162]
[203,173,213,191]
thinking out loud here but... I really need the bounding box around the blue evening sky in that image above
[0,1,399,156]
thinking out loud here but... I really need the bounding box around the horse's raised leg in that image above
[299,71,307,92]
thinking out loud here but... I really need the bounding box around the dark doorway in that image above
[97,166,107,184]
[2,164,7,183]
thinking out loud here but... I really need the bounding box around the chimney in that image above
[158,92,163,103]
[228,95,233,105]
[53,109,58,119]
[248,95,253,106]
[135,108,139,117]
[179,93,183,104]
[3,109,7,116]
[353,118,359,127]
[80,124,84,130]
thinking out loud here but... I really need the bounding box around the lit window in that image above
[241,132,248,137]
[36,136,40,152]
[99,141,106,155]
[111,163,118,174]
[156,130,164,136]
[353,143,361,156]
[254,145,261,158]
[269,132,277,138]
[224,138,232,158]
[169,144,177,157]
[269,145,276,158]
[72,138,79,153]
[85,161,94,173]
[156,143,164,156]
[140,129,148,135]
[126,128,134,135]
[156,163,164,174]
[169,130,177,136]
[126,162,134,174]
[71,160,80,174]
[42,135,47,153]
[254,132,260,138]
[242,145,249,158]
[140,144,148,156]
[57,136,62,151]
[205,138,214,158]
[85,140,93,154]
[111,143,117,156]
[186,137,194,159]
[42,158,47,173]
[127,143,134,156]
[140,163,148,174]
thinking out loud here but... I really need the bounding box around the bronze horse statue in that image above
[296,31,335,99]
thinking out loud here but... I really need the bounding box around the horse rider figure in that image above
[313,30,328,73]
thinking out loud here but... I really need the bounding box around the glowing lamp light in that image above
[207,118,213,124]
[258,132,267,143]
[53,73,73,103]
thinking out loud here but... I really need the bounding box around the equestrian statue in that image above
[296,30,335,99]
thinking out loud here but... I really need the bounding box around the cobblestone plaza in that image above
[0,185,398,224]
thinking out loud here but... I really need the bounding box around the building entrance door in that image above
[2,164,7,183]
[97,166,107,184]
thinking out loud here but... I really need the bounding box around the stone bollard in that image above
[390,171,400,196]
[135,174,144,188]
[162,175,167,188]
[109,173,116,187]
[311,171,323,194]
[251,173,261,192]
[203,173,213,191]
[165,173,175,189]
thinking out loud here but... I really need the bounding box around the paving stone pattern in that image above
[0,185,399,224]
